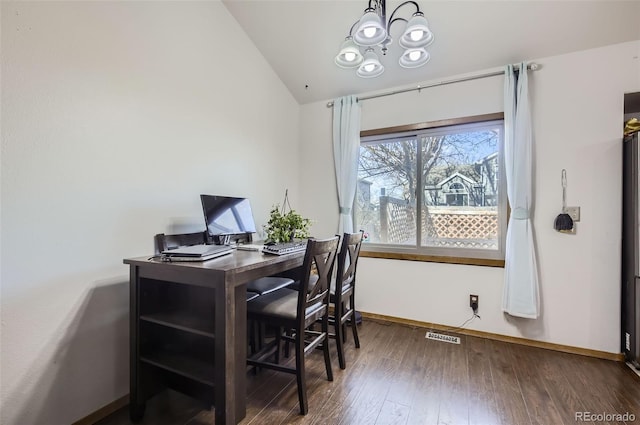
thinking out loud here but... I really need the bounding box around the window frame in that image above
[356,112,506,268]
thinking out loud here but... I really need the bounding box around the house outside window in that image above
[355,114,506,265]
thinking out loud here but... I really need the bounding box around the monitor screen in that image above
[200,195,257,237]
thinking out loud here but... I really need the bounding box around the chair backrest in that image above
[154,231,208,254]
[335,231,364,297]
[297,236,340,322]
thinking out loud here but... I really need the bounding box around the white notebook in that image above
[162,244,232,258]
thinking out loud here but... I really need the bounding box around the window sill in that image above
[360,249,505,268]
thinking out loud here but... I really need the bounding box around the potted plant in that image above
[263,191,311,244]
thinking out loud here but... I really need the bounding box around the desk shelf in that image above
[140,312,215,338]
[138,279,217,401]
[141,351,215,387]
[140,320,216,388]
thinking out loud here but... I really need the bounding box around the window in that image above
[355,114,506,266]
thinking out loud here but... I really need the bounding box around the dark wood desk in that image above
[124,249,304,424]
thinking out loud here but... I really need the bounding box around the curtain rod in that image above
[326,62,539,108]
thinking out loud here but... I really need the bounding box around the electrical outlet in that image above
[470,294,479,312]
[565,206,580,222]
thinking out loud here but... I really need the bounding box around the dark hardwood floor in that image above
[98,320,640,425]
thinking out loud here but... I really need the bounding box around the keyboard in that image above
[263,240,308,255]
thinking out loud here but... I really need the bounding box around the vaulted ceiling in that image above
[223,0,640,105]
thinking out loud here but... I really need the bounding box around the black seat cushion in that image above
[247,288,323,321]
[246,291,260,302]
[285,274,319,292]
[246,277,294,295]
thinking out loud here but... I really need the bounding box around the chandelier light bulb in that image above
[357,48,384,78]
[335,36,364,68]
[410,29,424,41]
[409,50,421,61]
[353,8,387,46]
[399,13,433,49]
[363,27,377,38]
[399,48,430,68]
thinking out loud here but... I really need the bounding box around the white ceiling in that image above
[223,1,640,105]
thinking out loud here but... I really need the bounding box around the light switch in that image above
[565,206,580,222]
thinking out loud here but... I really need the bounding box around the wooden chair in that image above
[330,231,364,369]
[246,236,339,415]
[283,232,363,369]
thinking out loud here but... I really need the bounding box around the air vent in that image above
[626,332,631,351]
[426,331,460,344]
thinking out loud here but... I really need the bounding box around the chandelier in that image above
[335,0,434,78]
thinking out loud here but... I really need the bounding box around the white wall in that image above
[0,2,299,424]
[299,40,640,355]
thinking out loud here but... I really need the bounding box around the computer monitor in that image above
[200,195,257,243]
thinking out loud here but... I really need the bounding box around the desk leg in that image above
[129,266,146,422]
[214,283,247,424]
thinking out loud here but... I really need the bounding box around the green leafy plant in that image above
[263,191,311,244]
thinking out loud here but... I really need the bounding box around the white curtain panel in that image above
[332,95,361,234]
[502,63,540,319]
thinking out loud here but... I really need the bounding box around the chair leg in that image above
[248,319,256,355]
[250,323,259,376]
[334,304,346,370]
[295,329,308,415]
[322,317,334,381]
[350,295,360,349]
[274,326,282,364]
[284,328,291,358]
[257,323,264,350]
[342,302,348,343]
